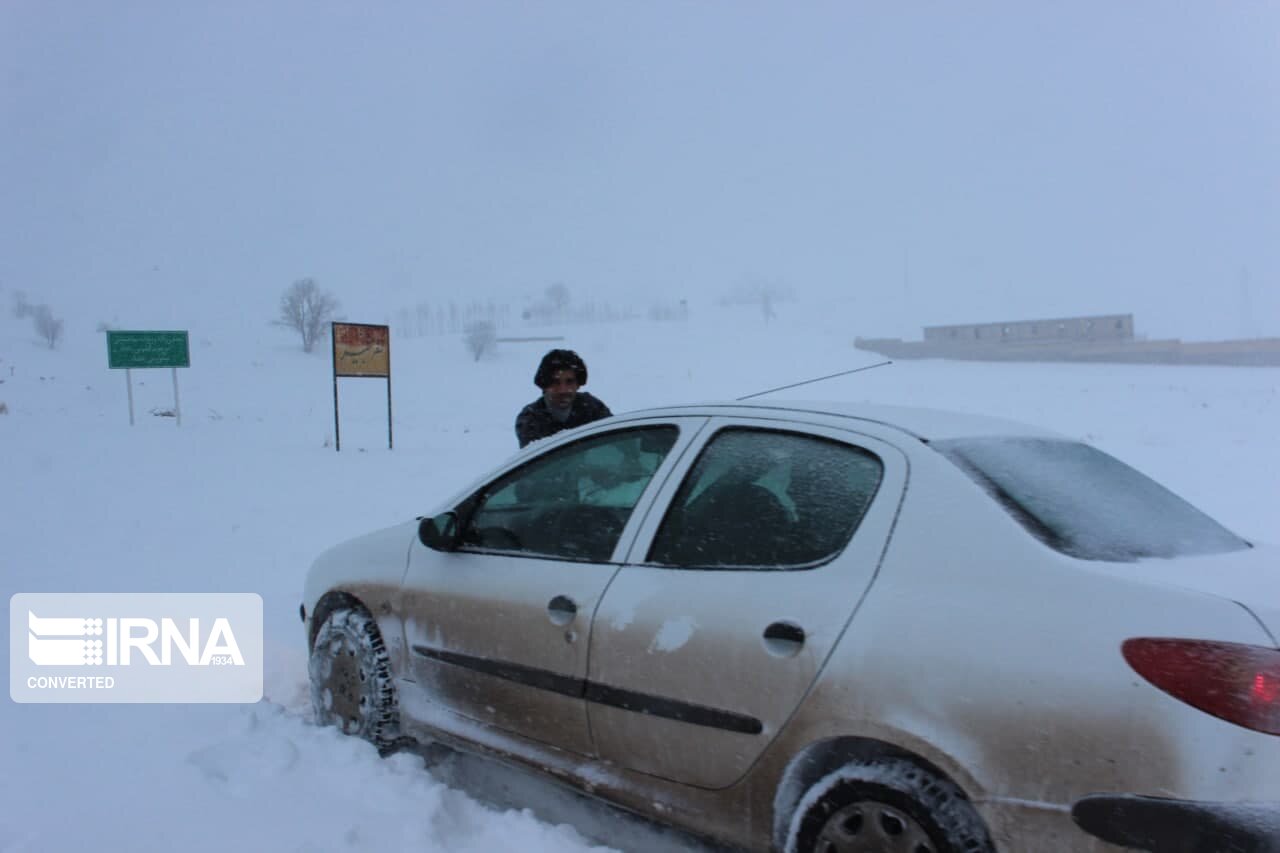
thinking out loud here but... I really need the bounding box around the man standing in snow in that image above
[515,348,612,447]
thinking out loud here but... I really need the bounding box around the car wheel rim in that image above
[321,635,365,732]
[815,801,935,853]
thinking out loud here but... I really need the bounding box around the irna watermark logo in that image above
[11,593,262,703]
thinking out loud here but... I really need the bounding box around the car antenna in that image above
[736,360,893,401]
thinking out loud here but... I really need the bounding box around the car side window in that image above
[647,428,883,570]
[463,426,679,562]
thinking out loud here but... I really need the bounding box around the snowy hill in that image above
[2,298,1278,852]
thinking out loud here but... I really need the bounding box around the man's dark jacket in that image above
[515,392,612,448]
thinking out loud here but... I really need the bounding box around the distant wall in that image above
[854,332,1280,366]
[923,313,1134,344]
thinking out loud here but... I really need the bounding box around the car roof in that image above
[613,399,1064,442]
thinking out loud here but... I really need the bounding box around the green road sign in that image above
[106,330,191,369]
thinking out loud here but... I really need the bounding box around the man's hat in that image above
[534,349,588,388]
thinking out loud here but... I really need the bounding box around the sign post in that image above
[106,331,191,427]
[331,322,392,452]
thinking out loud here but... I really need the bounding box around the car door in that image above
[398,421,699,756]
[586,420,906,787]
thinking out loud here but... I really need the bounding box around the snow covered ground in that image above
[2,299,1277,852]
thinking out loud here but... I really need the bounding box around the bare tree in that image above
[761,291,777,324]
[32,304,63,349]
[11,290,31,319]
[545,282,571,313]
[719,279,792,325]
[463,320,497,361]
[276,278,340,353]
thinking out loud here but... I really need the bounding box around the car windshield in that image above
[934,437,1249,562]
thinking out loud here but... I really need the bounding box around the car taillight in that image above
[1123,638,1280,735]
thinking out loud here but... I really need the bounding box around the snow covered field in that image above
[2,300,1277,852]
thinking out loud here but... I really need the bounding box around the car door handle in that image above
[763,621,805,658]
[547,595,577,627]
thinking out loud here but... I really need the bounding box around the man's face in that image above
[542,368,580,411]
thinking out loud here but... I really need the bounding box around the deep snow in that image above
[2,298,1277,852]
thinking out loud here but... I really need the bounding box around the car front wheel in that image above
[308,606,399,752]
[787,759,994,853]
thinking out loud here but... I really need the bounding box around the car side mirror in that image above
[418,511,460,552]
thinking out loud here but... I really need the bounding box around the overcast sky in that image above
[3,1,1277,339]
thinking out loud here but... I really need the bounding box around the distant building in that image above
[854,313,1280,366]
[922,314,1134,344]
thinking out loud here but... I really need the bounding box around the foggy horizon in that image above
[3,2,1277,341]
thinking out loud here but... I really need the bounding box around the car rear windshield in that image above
[933,437,1249,562]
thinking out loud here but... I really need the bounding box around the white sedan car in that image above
[302,400,1280,853]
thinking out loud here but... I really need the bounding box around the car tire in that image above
[787,759,994,853]
[308,606,399,752]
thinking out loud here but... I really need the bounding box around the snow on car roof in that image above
[616,399,1064,442]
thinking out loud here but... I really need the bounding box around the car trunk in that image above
[1097,543,1280,644]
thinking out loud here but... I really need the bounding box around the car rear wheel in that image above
[788,759,994,853]
[308,606,399,752]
